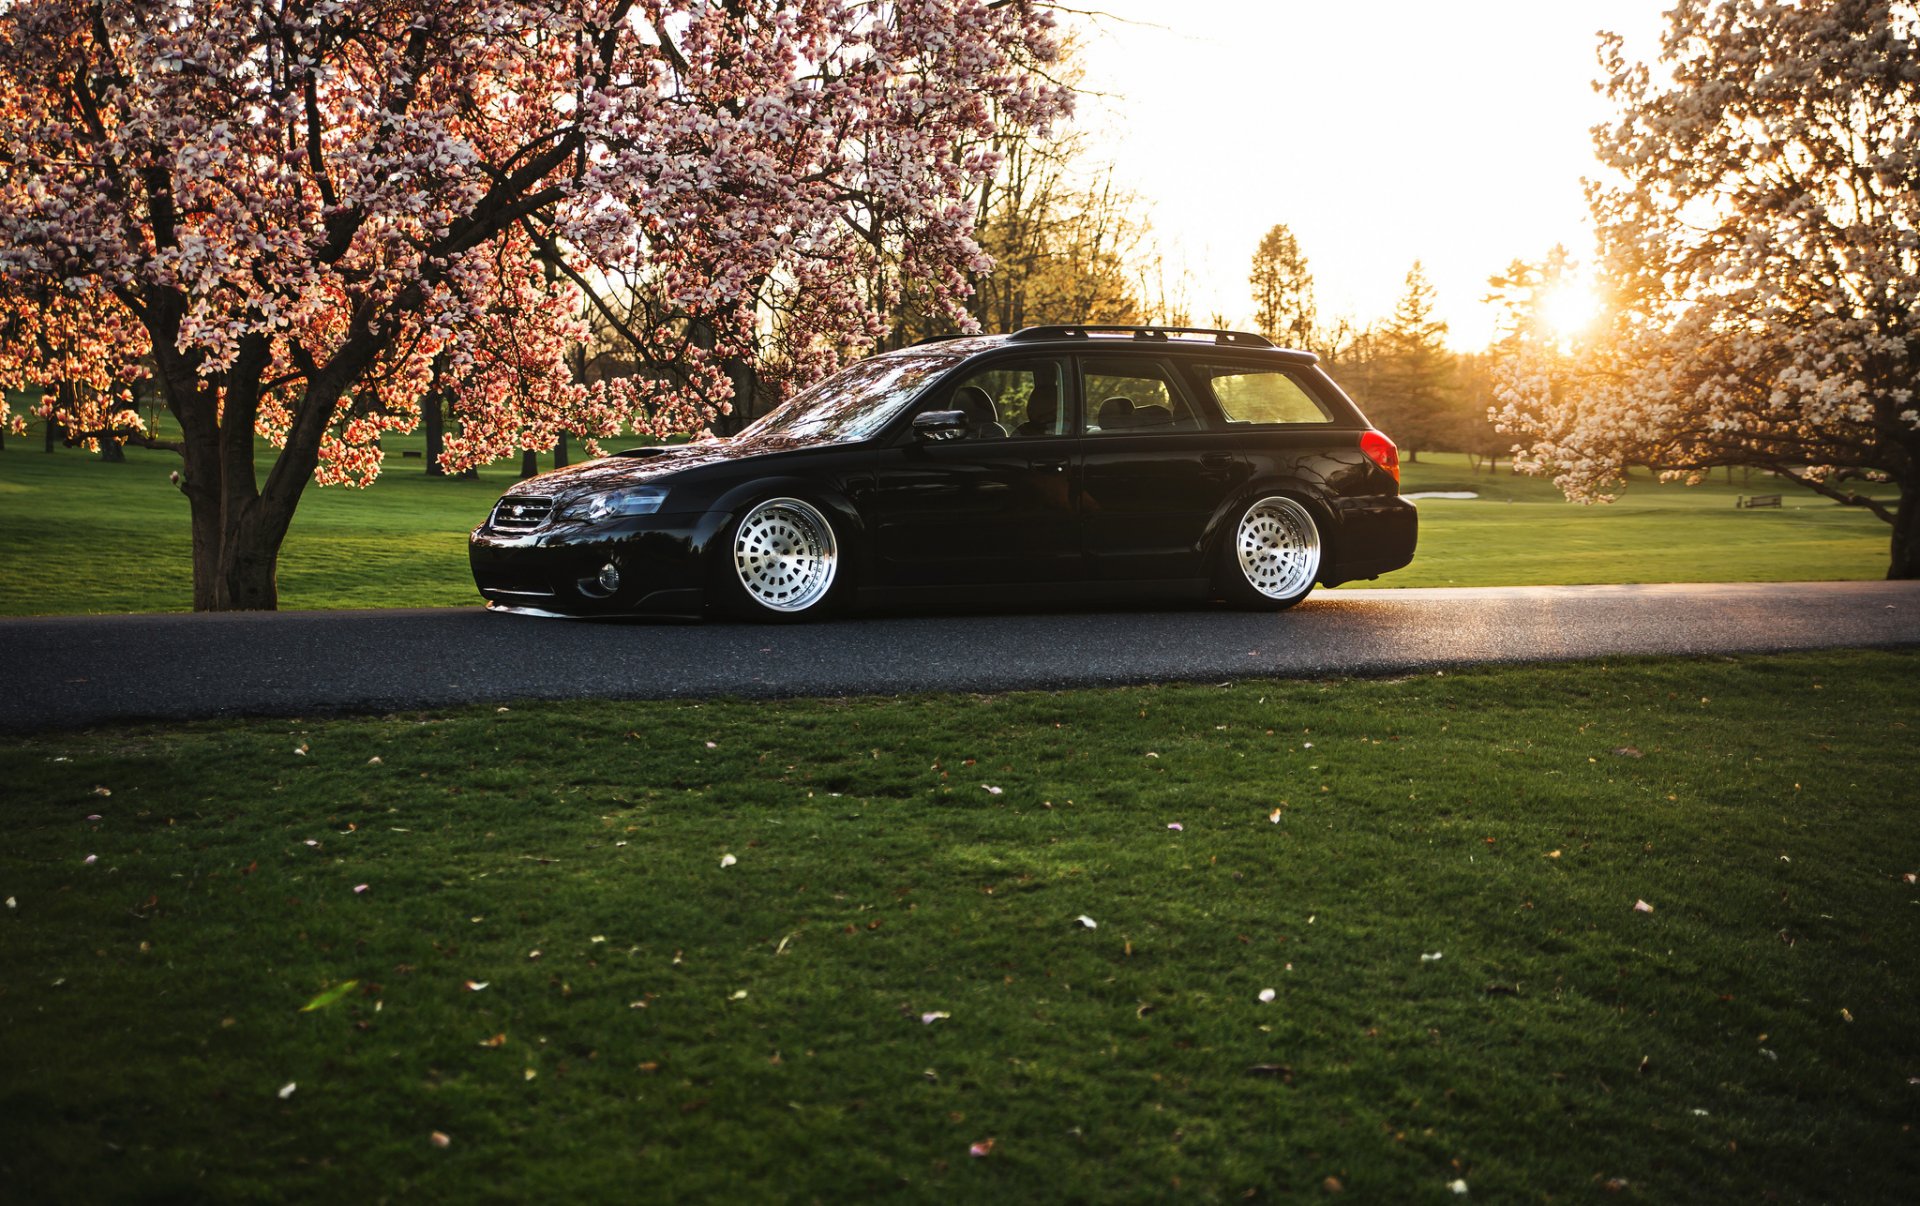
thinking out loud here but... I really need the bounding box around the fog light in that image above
[597,563,621,592]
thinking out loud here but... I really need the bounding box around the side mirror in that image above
[912,409,969,441]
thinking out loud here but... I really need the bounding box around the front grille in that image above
[490,495,554,530]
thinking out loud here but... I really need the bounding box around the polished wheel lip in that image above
[733,497,839,613]
[1235,495,1320,600]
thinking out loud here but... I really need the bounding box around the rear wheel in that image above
[720,496,844,621]
[1221,494,1321,609]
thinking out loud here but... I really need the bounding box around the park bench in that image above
[1737,494,1782,509]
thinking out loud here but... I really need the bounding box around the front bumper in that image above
[469,511,732,618]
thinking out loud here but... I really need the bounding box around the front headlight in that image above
[562,486,669,523]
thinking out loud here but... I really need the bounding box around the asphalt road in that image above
[1,580,1916,733]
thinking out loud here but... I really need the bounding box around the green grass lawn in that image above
[3,652,1916,1201]
[1384,454,1894,589]
[0,440,1897,615]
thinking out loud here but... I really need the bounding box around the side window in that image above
[1081,359,1202,435]
[1206,367,1333,425]
[944,361,1066,439]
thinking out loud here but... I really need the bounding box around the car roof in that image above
[901,326,1321,367]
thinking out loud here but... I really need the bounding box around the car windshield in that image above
[739,349,959,444]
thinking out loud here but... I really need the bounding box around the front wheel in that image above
[1220,494,1322,610]
[718,496,846,621]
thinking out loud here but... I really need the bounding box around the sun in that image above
[1538,281,1600,340]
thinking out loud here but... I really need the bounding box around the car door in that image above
[868,357,1084,586]
[1076,353,1251,582]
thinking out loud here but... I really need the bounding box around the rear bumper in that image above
[1323,495,1417,586]
[468,512,731,618]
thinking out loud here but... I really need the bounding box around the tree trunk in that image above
[1890,485,1918,580]
[554,431,569,469]
[44,417,60,451]
[178,413,290,611]
[164,339,337,612]
[423,389,445,475]
[520,448,540,479]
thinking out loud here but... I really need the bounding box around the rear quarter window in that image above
[1204,366,1333,426]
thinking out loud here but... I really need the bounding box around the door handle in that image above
[1033,459,1069,474]
[1200,452,1235,477]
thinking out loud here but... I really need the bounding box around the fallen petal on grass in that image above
[969,1138,995,1157]
[1075,915,1097,929]
[1633,900,1655,914]
[430,1132,451,1148]
[719,853,737,868]
[983,785,1003,795]
[465,980,489,991]
[1448,1180,1469,1195]
[353,884,369,894]
[1166,822,1183,831]
[1421,952,1443,963]
[1258,988,1276,1003]
[277,1082,296,1100]
[920,1011,950,1024]
[82,854,96,866]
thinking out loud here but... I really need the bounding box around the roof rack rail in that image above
[911,333,973,346]
[1007,325,1276,349]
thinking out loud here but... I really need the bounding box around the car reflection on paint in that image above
[469,325,1416,621]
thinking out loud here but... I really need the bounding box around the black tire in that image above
[714,496,849,622]
[1218,494,1323,610]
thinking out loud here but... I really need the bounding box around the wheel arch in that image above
[709,476,867,546]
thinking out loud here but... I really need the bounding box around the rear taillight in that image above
[1360,430,1399,483]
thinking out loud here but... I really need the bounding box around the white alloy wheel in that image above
[731,497,839,614]
[1234,495,1321,602]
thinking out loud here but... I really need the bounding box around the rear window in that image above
[1204,366,1333,425]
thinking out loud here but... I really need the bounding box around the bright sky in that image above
[1069,0,1671,349]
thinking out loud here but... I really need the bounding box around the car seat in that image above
[1096,396,1136,431]
[953,386,1006,439]
[1015,379,1060,437]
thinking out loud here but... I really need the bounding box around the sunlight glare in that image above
[1539,281,1600,339]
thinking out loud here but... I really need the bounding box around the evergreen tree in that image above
[1248,224,1317,350]
[1373,262,1455,460]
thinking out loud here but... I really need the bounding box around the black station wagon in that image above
[469,325,1417,620]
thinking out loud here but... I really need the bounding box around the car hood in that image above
[509,433,831,496]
